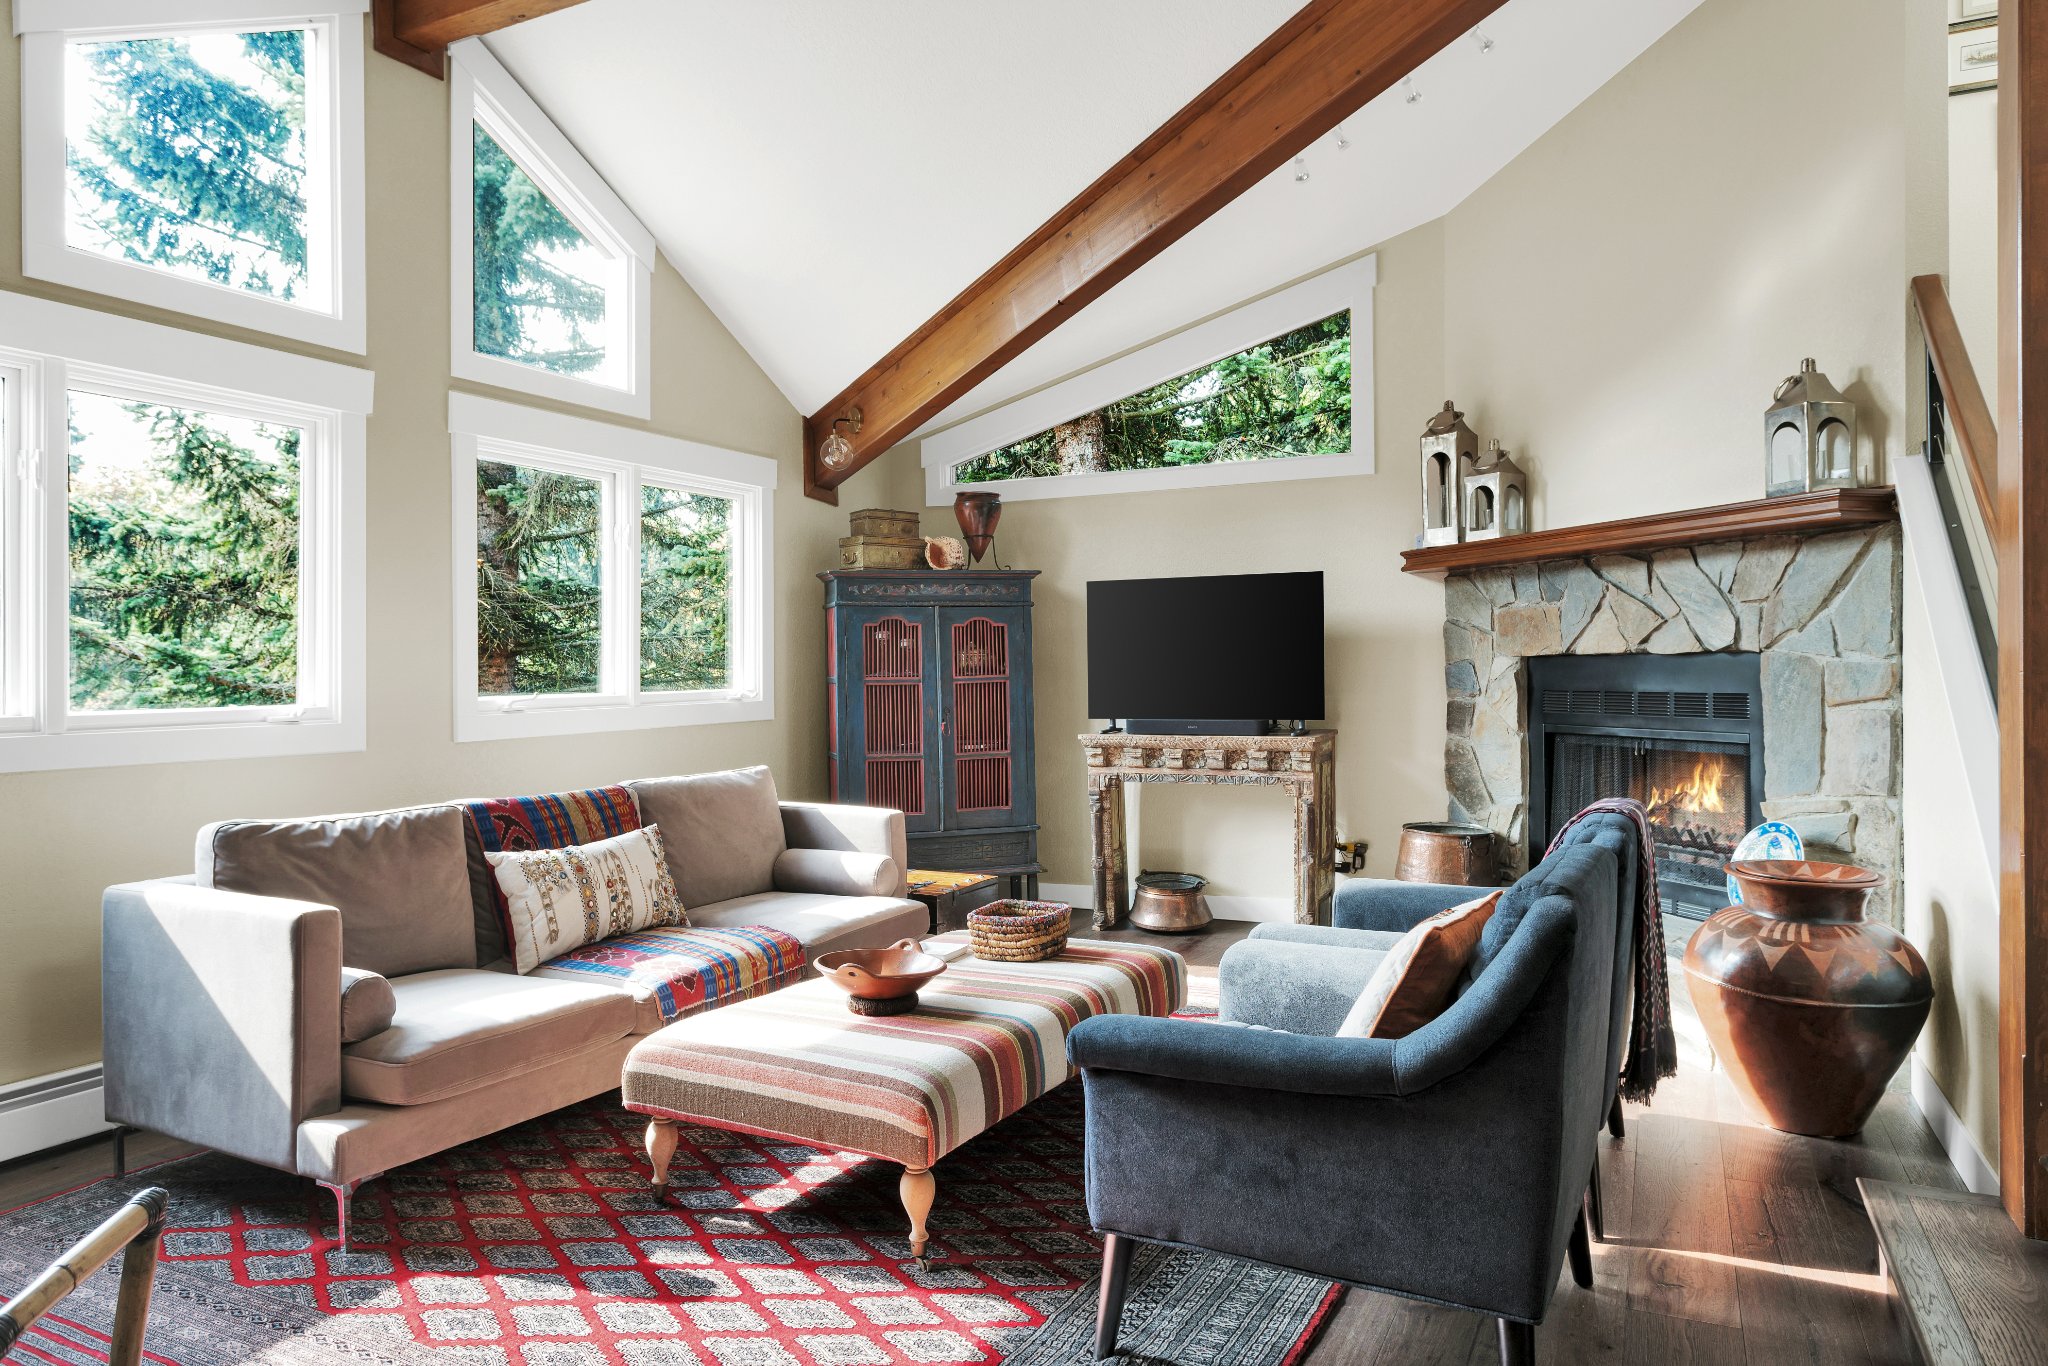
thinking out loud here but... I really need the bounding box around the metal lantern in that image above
[1765,359,1859,497]
[1420,401,1479,546]
[1463,440,1529,541]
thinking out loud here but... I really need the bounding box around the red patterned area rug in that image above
[0,1083,1337,1366]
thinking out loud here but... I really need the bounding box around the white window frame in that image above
[0,288,370,773]
[450,40,655,419]
[920,255,1377,504]
[14,0,371,353]
[450,394,773,742]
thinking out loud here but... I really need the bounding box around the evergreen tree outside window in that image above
[475,459,605,696]
[451,396,771,742]
[472,124,619,387]
[64,29,312,305]
[0,290,370,773]
[451,42,653,419]
[640,485,732,692]
[18,4,367,351]
[952,312,1350,484]
[919,256,1376,504]
[68,390,302,712]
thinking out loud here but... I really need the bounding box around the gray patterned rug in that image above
[997,1242,1338,1366]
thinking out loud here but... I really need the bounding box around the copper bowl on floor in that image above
[816,939,947,1016]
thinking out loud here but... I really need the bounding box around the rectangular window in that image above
[451,395,772,742]
[18,3,368,352]
[67,389,303,712]
[451,40,653,418]
[0,287,370,773]
[921,255,1377,503]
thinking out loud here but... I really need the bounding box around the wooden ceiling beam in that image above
[802,0,1510,502]
[371,0,592,78]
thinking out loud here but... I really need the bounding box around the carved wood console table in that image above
[1080,730,1337,929]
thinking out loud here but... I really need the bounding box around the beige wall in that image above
[885,0,1944,912]
[0,23,890,1087]
[1949,88,1999,410]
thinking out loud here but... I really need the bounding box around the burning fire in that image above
[1647,755,1729,817]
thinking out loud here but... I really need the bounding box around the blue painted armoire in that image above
[820,570,1039,891]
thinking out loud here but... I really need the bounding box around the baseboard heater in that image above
[0,1064,110,1164]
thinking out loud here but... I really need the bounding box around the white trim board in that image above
[0,1064,110,1164]
[1910,1056,1999,1196]
[919,255,1376,506]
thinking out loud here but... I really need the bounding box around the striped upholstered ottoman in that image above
[620,932,1186,1265]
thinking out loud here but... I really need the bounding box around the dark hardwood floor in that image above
[1098,917,1946,1365]
[0,918,1949,1364]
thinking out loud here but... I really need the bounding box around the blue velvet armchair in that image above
[1066,819,1629,1365]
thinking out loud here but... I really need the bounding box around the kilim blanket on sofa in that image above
[532,924,807,1023]
[622,935,1187,1168]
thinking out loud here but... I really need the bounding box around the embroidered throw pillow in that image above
[487,826,687,974]
[1336,891,1502,1039]
[460,785,642,966]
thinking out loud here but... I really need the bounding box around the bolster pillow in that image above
[339,966,397,1044]
[772,848,900,899]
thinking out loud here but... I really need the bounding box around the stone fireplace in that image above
[1442,522,1902,925]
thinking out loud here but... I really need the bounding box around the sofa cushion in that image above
[459,787,641,966]
[1337,892,1500,1039]
[772,847,900,899]
[686,891,927,958]
[339,968,396,1044]
[340,970,635,1106]
[627,767,787,907]
[532,925,807,1033]
[197,806,474,978]
[487,826,687,973]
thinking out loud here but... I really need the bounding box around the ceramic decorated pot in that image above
[1683,859,1932,1137]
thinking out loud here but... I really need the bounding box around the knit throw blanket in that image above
[1543,797,1679,1103]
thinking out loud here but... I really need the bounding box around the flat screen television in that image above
[1087,571,1324,734]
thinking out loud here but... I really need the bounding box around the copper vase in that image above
[1683,860,1932,1138]
[953,491,1002,564]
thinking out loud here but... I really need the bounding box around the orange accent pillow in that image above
[1335,891,1502,1039]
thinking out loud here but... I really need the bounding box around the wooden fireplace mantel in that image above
[1398,488,1899,577]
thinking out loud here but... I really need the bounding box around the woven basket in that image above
[969,899,1072,963]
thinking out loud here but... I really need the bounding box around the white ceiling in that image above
[488,0,1705,431]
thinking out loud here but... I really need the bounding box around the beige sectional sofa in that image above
[101,766,921,1243]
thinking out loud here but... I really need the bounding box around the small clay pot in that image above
[1684,859,1931,1137]
[815,939,947,1015]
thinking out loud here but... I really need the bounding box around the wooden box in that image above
[839,534,927,570]
[848,508,920,538]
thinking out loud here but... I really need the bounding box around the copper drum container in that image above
[1684,860,1933,1138]
[1395,823,1496,885]
[1130,872,1212,933]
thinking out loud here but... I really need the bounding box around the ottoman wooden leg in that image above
[901,1166,937,1268]
[646,1118,679,1198]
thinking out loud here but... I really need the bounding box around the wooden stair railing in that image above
[1912,273,1999,533]
[0,1188,168,1366]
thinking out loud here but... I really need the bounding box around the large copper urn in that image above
[1683,860,1932,1138]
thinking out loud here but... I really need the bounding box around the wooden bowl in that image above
[815,939,948,1002]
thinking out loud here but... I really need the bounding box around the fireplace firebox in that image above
[1527,653,1764,921]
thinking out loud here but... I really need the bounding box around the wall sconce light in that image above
[1402,76,1422,105]
[818,407,863,473]
[1474,30,1495,54]
[1293,156,1310,183]
[1334,123,1351,151]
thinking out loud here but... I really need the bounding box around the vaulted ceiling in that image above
[487,0,1705,438]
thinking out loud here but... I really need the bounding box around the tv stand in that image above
[1079,729,1337,929]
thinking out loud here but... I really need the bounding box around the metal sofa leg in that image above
[111,1125,134,1178]
[318,1180,358,1255]
[1607,1093,1626,1140]
[1497,1318,1534,1366]
[1095,1233,1134,1361]
[1587,1156,1605,1242]
[1568,1206,1594,1289]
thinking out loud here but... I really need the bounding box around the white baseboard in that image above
[1910,1056,1999,1196]
[1039,883,1294,925]
[0,1064,111,1164]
